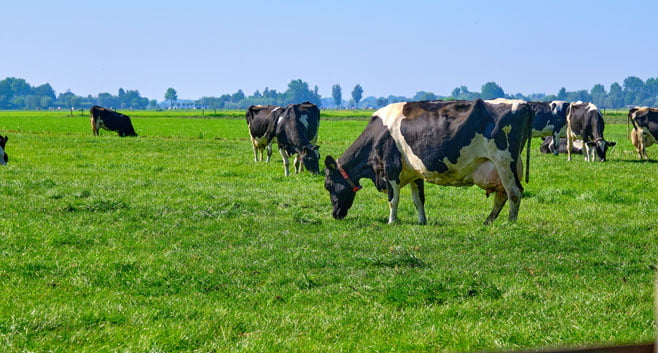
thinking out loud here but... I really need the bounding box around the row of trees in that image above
[4,76,658,110]
[0,77,154,110]
[191,79,325,110]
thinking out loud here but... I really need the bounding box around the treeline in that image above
[193,79,321,110]
[0,77,155,110]
[2,76,658,110]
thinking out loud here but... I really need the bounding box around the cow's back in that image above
[376,99,531,184]
[246,105,279,139]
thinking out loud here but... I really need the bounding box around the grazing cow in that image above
[90,106,138,137]
[628,107,658,159]
[565,102,615,161]
[0,135,7,166]
[275,102,321,176]
[527,101,569,155]
[324,99,533,225]
[540,136,583,155]
[245,105,283,162]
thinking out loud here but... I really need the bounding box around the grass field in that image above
[0,109,656,352]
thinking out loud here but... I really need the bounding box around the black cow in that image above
[245,105,283,162]
[275,102,321,176]
[526,100,569,155]
[324,99,533,225]
[0,135,7,166]
[565,102,615,161]
[540,136,583,155]
[90,106,138,137]
[628,107,658,159]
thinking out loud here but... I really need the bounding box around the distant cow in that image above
[565,102,615,161]
[324,98,533,225]
[90,106,138,137]
[527,101,569,155]
[0,135,7,166]
[628,107,658,159]
[245,105,283,162]
[275,102,321,176]
[540,136,583,155]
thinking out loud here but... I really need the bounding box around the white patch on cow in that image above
[0,145,5,165]
[550,100,567,113]
[377,102,517,188]
[485,98,525,113]
[300,114,309,129]
[587,103,599,112]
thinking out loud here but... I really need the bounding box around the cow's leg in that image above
[641,136,648,160]
[584,144,594,162]
[279,149,290,176]
[294,154,302,174]
[551,132,559,155]
[566,128,573,161]
[484,191,508,225]
[251,139,260,162]
[266,143,272,163]
[410,179,426,225]
[387,180,401,224]
[492,163,523,223]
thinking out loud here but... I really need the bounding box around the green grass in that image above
[0,111,656,352]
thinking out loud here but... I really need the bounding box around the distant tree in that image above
[118,88,126,97]
[387,95,407,104]
[412,91,437,101]
[451,86,478,100]
[606,82,623,108]
[557,87,567,101]
[40,96,53,109]
[253,90,262,98]
[376,97,388,107]
[283,79,321,105]
[165,88,178,108]
[231,89,245,102]
[481,82,505,99]
[332,84,342,108]
[590,84,606,107]
[352,84,363,108]
[565,89,592,103]
[623,76,646,106]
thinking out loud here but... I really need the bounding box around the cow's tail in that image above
[523,108,532,184]
[627,108,633,139]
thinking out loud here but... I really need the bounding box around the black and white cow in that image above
[90,106,138,137]
[539,136,583,155]
[245,105,283,162]
[275,102,321,176]
[565,102,615,161]
[527,101,569,155]
[324,99,533,225]
[628,107,658,159]
[0,135,7,166]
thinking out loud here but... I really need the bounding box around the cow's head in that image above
[324,156,357,220]
[299,144,320,174]
[586,139,616,162]
[0,135,7,165]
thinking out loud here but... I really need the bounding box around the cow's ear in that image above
[325,156,337,170]
[607,141,616,147]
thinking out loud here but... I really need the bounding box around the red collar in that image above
[337,162,362,193]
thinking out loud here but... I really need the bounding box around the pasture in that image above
[0,109,656,352]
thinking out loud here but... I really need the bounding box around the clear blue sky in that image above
[1,0,656,101]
